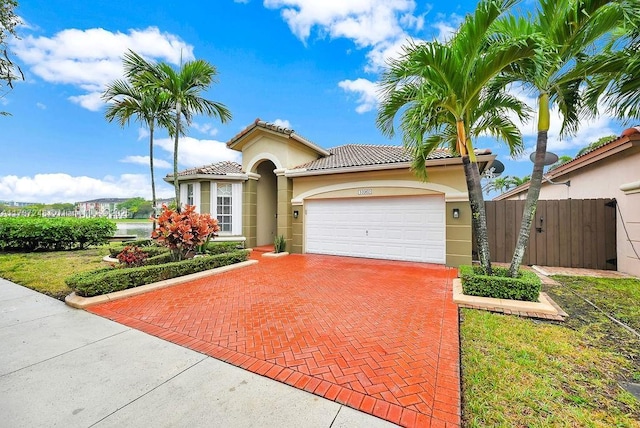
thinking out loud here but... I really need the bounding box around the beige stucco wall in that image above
[243,179,257,247]
[290,166,472,266]
[240,133,321,172]
[505,146,640,277]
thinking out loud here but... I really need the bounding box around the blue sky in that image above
[1,0,625,204]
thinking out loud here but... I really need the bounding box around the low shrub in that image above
[459,265,541,302]
[66,250,249,297]
[0,217,116,251]
[108,244,168,258]
[205,240,244,254]
[274,235,286,253]
[116,246,148,267]
[144,252,175,266]
[152,204,219,261]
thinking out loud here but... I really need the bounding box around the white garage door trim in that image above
[305,195,446,263]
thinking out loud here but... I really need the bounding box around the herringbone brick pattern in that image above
[88,254,460,427]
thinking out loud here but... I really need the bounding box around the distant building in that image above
[75,198,129,218]
[0,201,37,207]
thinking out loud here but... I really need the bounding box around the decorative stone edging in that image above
[261,252,289,258]
[452,278,567,320]
[65,259,258,309]
[102,255,119,263]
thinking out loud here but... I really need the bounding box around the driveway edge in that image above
[65,259,258,309]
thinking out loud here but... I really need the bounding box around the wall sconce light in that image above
[293,210,299,219]
[452,208,460,219]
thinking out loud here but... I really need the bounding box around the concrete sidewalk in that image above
[0,278,395,427]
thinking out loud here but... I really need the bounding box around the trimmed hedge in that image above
[205,240,245,254]
[459,265,541,302]
[66,250,249,297]
[0,217,116,251]
[108,240,241,258]
[144,252,175,266]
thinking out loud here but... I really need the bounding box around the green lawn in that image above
[461,275,640,427]
[0,247,110,300]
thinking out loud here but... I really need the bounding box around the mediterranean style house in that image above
[166,119,497,267]
[495,126,640,277]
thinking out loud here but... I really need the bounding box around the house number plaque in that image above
[357,189,373,196]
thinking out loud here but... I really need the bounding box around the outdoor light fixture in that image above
[452,208,460,219]
[293,210,299,219]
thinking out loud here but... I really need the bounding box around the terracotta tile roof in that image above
[167,161,243,177]
[293,144,454,171]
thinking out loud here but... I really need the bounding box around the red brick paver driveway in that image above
[89,254,460,427]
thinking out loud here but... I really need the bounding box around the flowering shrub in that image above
[151,204,220,261]
[116,245,149,267]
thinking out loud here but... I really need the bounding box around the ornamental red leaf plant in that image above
[116,245,148,267]
[151,204,220,261]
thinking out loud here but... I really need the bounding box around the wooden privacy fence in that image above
[474,199,617,270]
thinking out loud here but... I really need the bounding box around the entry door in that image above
[305,195,446,263]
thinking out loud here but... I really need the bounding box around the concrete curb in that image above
[452,278,559,315]
[65,259,258,309]
[262,252,289,258]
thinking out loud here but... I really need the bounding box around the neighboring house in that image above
[166,119,497,266]
[75,198,130,218]
[495,126,640,277]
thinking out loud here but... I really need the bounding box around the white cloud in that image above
[261,2,470,111]
[68,92,104,111]
[0,173,174,204]
[155,136,241,167]
[272,118,292,129]
[36,102,46,109]
[120,155,171,169]
[137,128,150,141]
[263,0,422,47]
[432,13,463,42]
[338,78,379,113]
[191,122,219,136]
[12,27,194,111]
[503,87,619,160]
[364,37,413,73]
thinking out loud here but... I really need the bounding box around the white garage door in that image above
[305,195,446,263]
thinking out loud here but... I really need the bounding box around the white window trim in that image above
[180,182,201,212]
[210,181,242,235]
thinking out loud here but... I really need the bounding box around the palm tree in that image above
[583,17,640,120]
[377,0,535,273]
[493,0,632,276]
[102,51,175,224]
[484,176,515,195]
[547,155,573,171]
[575,135,618,157]
[134,57,232,210]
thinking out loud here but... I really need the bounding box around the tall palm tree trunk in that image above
[509,93,549,276]
[173,100,182,212]
[464,156,492,274]
[149,122,157,231]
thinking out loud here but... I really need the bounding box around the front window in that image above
[217,183,232,233]
[187,184,194,206]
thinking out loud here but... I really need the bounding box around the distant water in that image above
[115,222,154,239]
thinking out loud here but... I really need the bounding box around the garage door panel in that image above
[305,196,446,264]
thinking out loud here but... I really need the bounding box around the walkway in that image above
[89,254,460,427]
[0,278,393,427]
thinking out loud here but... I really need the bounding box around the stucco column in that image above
[243,178,258,248]
[275,170,293,252]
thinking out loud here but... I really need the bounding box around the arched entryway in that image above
[255,160,278,246]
